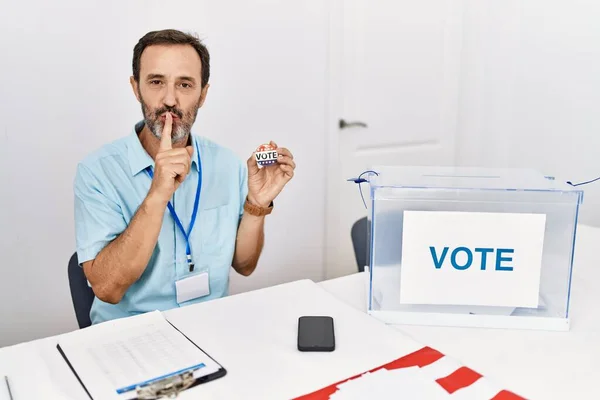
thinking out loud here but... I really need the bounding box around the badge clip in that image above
[187,254,195,272]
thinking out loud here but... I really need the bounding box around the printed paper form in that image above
[57,311,220,399]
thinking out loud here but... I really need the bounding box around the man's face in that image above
[131,44,209,143]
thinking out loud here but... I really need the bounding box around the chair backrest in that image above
[350,217,371,273]
[67,252,95,329]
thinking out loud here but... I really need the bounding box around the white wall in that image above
[0,0,328,347]
[456,0,600,226]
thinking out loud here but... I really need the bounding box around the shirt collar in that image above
[127,121,199,176]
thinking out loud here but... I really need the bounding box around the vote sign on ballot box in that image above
[362,166,583,331]
[400,210,546,308]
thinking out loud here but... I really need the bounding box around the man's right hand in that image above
[148,113,194,204]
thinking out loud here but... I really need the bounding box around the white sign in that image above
[399,211,546,308]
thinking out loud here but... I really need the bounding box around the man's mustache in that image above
[154,107,183,119]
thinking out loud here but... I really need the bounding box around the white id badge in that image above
[175,272,210,304]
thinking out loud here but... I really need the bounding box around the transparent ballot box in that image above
[364,166,583,331]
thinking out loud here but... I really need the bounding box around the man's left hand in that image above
[246,141,295,208]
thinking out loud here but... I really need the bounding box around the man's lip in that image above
[160,113,179,120]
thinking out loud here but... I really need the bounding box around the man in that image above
[74,29,295,325]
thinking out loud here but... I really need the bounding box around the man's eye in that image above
[149,80,162,85]
[180,83,192,88]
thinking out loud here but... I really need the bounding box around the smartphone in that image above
[297,316,335,352]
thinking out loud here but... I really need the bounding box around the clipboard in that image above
[57,316,227,399]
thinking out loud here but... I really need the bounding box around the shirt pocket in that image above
[198,190,233,256]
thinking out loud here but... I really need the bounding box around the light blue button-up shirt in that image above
[74,121,248,324]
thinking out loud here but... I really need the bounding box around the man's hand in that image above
[232,142,294,276]
[246,141,295,207]
[148,113,194,203]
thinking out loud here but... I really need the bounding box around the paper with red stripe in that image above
[293,347,525,400]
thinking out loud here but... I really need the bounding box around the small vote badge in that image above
[255,143,278,167]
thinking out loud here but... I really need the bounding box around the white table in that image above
[1,224,598,399]
[320,224,600,400]
[0,279,429,400]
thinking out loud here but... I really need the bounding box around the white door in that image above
[325,0,465,279]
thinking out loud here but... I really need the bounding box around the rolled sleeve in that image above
[74,163,127,264]
[238,161,249,219]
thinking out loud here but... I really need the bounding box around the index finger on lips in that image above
[159,113,173,151]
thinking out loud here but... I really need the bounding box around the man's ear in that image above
[198,83,210,108]
[130,76,141,103]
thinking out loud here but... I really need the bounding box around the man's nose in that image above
[163,85,177,108]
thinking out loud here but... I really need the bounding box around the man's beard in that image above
[139,93,200,144]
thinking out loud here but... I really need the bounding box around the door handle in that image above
[339,119,368,129]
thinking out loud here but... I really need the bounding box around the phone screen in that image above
[297,316,335,352]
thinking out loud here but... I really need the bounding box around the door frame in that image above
[323,0,345,281]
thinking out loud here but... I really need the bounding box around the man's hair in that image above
[132,29,210,87]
